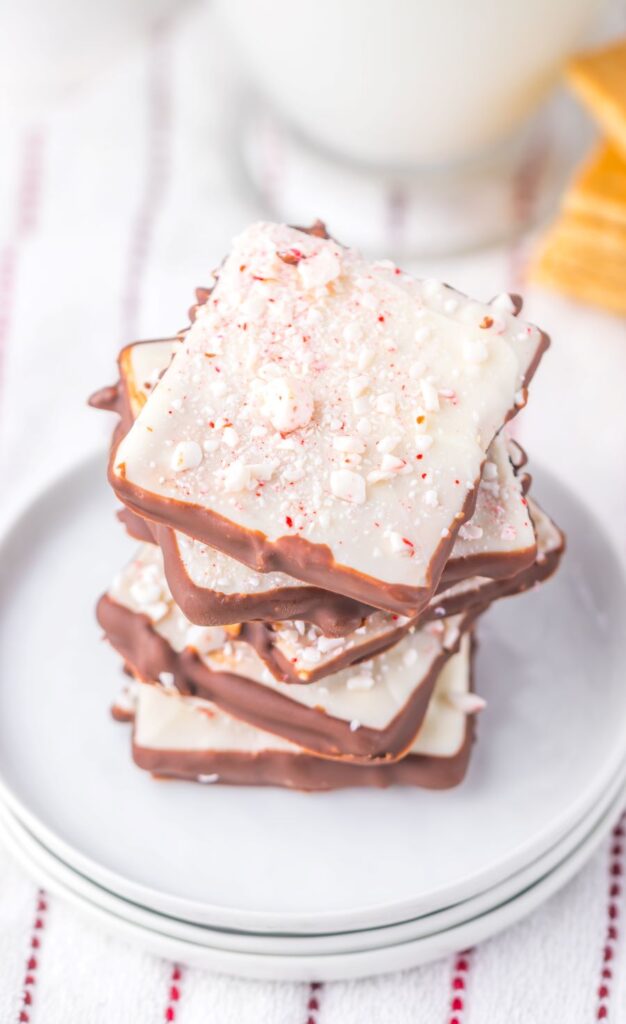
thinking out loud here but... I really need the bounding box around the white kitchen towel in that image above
[0,824,623,1023]
[1,4,626,1022]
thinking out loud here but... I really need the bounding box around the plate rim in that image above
[1,786,622,982]
[1,765,625,956]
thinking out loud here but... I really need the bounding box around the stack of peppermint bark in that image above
[91,221,564,791]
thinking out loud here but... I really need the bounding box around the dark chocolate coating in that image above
[97,593,481,762]
[91,320,545,633]
[132,724,475,791]
[110,464,486,619]
[115,502,563,685]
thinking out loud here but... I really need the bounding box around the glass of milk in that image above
[216,0,605,255]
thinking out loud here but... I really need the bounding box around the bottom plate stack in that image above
[1,782,624,981]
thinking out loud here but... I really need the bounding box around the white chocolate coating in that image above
[172,432,533,598]
[271,496,558,677]
[266,611,411,681]
[120,340,535,604]
[451,433,533,563]
[110,483,556,689]
[114,222,545,590]
[529,500,563,563]
[109,548,469,730]
[120,339,180,415]
[428,498,562,613]
[134,636,471,759]
[134,684,297,754]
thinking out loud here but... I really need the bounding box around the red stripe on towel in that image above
[595,815,626,1021]
[447,948,474,1024]
[120,23,173,342]
[0,129,45,396]
[16,889,49,1022]
[163,962,184,1022]
[304,981,323,1024]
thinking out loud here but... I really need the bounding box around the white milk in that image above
[217,0,604,167]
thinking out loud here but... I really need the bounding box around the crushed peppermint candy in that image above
[298,246,342,289]
[171,440,203,472]
[259,375,314,434]
[346,673,375,691]
[490,292,517,314]
[330,469,366,504]
[186,625,227,654]
[129,577,162,607]
[458,522,484,541]
[414,434,433,454]
[446,692,487,714]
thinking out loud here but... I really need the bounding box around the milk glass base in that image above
[238,96,583,259]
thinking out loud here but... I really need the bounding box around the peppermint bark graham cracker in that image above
[97,497,563,762]
[93,338,537,633]
[117,442,536,635]
[127,638,477,791]
[99,499,560,710]
[429,500,564,625]
[156,430,537,592]
[100,484,561,690]
[97,557,479,763]
[107,224,548,617]
[220,499,562,684]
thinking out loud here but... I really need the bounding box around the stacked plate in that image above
[0,456,624,981]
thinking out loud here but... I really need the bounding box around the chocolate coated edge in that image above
[228,508,563,683]
[429,518,565,620]
[88,336,176,428]
[117,507,155,543]
[92,345,541,630]
[236,521,563,684]
[114,500,561,686]
[117,490,536,635]
[239,618,410,684]
[118,508,373,636]
[100,397,377,636]
[157,502,536,622]
[155,518,375,635]
[97,593,481,762]
[438,540,537,586]
[130,627,476,791]
[110,462,483,617]
[131,722,475,791]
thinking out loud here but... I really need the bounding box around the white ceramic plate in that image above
[0,455,624,934]
[1,787,623,982]
[1,760,624,958]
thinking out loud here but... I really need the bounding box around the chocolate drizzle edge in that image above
[97,593,482,762]
[132,723,475,791]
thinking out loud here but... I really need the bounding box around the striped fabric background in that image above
[1,4,626,1020]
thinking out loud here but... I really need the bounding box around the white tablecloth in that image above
[1,5,626,1021]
